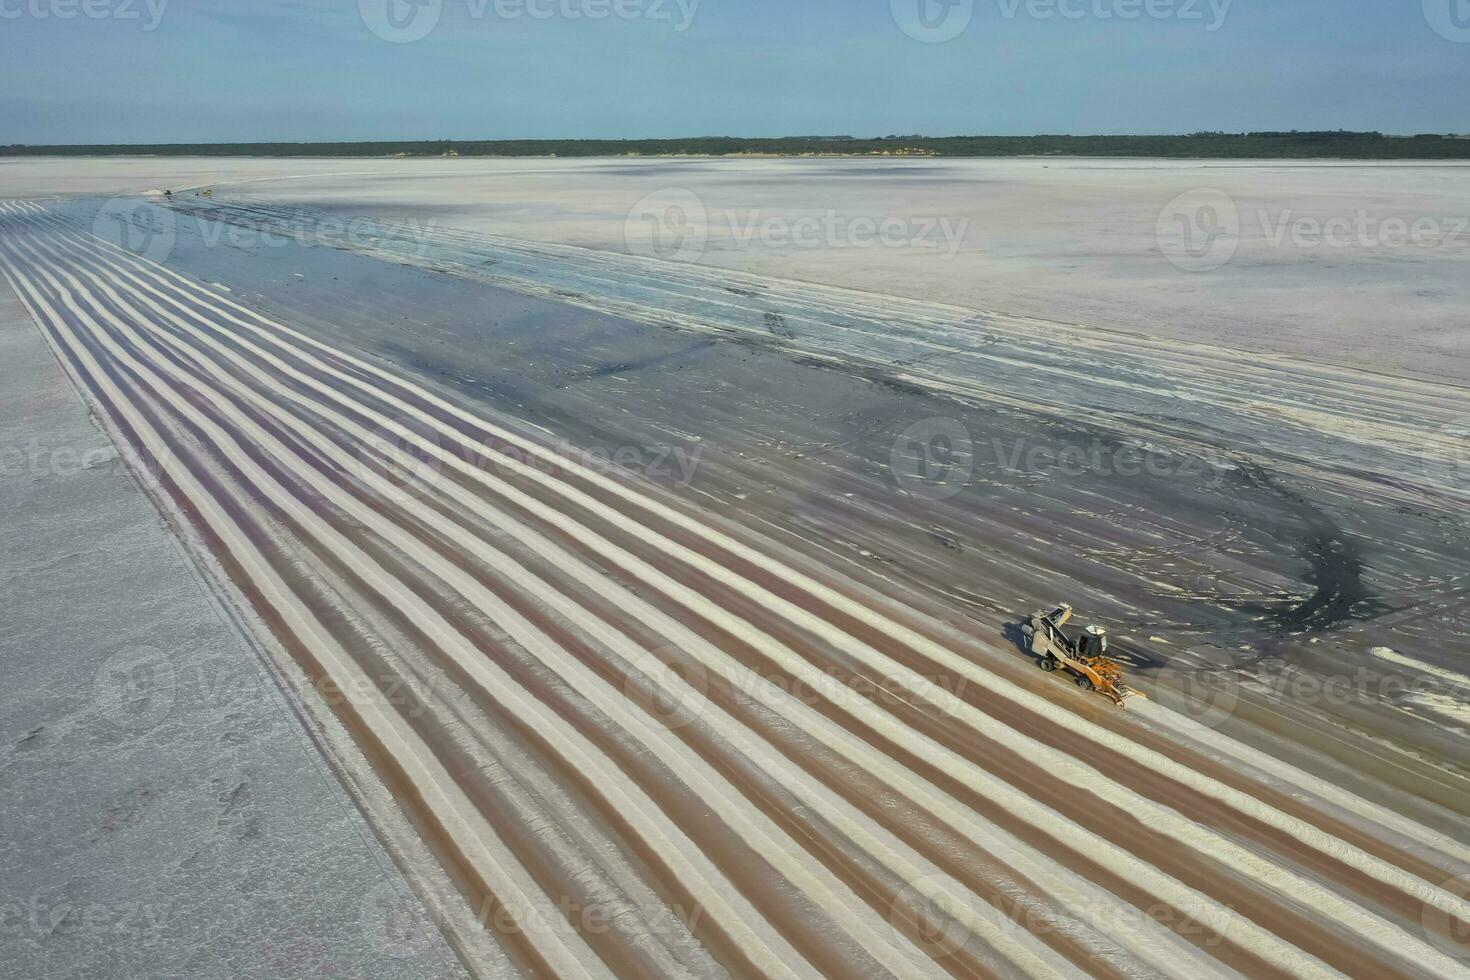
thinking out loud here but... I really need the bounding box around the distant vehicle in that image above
[1022,604,1141,706]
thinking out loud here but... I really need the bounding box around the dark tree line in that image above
[6,133,1469,159]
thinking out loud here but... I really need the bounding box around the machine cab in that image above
[1078,624,1108,659]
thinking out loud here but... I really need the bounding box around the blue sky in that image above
[1,0,1467,143]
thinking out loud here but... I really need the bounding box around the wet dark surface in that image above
[12,194,1470,975]
[64,193,1470,777]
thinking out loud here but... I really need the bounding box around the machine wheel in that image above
[1039,657,1057,672]
[1076,676,1094,691]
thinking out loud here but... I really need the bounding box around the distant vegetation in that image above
[6,132,1470,159]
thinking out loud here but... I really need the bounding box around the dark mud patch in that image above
[556,339,719,386]
[783,354,936,400]
[1228,459,1380,634]
[1284,532,1379,632]
[763,312,795,340]
[928,528,963,553]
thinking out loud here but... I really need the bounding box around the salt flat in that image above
[6,154,1467,381]
[4,158,1469,977]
